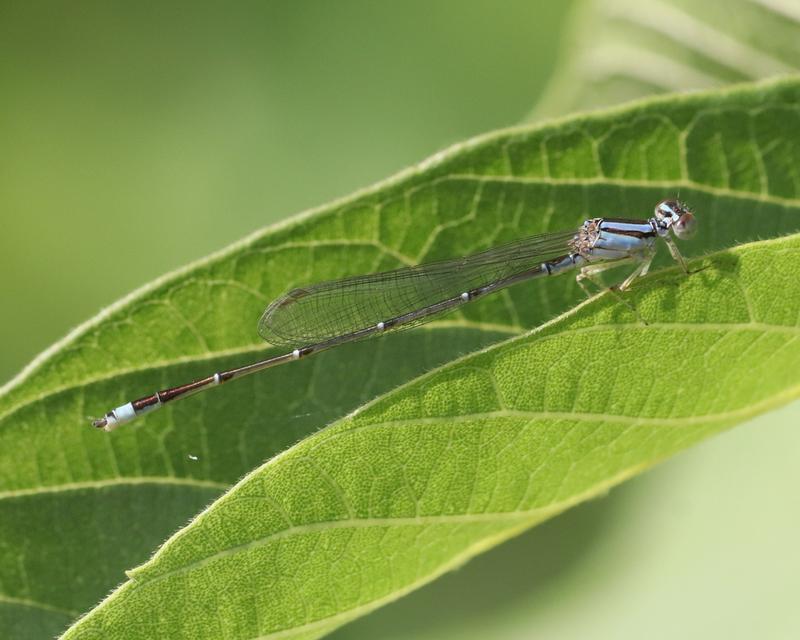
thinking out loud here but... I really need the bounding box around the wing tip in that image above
[257,288,311,347]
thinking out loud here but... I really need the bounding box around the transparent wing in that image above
[258,229,577,347]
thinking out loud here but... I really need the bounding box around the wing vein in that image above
[258,230,577,347]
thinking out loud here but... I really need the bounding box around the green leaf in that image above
[63,232,800,639]
[2,77,800,637]
[534,0,800,117]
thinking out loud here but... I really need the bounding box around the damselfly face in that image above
[654,199,697,240]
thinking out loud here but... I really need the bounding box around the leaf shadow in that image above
[632,248,743,318]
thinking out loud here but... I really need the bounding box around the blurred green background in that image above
[1,1,797,638]
[0,0,569,381]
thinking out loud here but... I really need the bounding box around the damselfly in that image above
[91,199,697,431]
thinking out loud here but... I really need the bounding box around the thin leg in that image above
[576,257,649,324]
[617,253,654,291]
[575,258,634,297]
[663,236,689,273]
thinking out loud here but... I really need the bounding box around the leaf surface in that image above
[1,78,800,636]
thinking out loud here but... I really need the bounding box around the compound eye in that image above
[673,212,697,240]
[655,199,680,220]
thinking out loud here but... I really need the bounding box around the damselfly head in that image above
[654,199,697,240]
